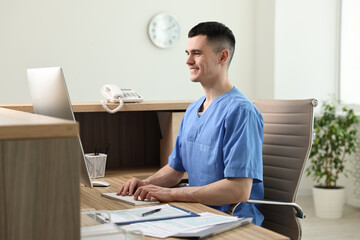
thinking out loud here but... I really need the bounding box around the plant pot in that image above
[312,186,345,219]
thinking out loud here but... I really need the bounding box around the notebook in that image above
[101,192,160,206]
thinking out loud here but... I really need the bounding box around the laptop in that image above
[27,67,93,188]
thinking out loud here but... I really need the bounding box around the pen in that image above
[94,147,100,155]
[141,208,161,217]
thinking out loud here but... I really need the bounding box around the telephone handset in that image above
[101,84,143,113]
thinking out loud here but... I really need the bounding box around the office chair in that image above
[230,98,317,240]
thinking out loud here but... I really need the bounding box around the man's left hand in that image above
[133,184,175,203]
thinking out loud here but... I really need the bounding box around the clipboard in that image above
[89,204,199,226]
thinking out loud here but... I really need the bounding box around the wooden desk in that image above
[1,103,289,239]
[81,169,289,240]
[0,101,192,168]
[0,107,80,240]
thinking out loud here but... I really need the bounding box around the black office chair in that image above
[230,98,317,240]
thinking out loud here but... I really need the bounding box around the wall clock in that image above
[148,13,180,48]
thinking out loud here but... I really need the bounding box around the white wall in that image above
[340,0,360,106]
[273,0,339,103]
[254,0,275,99]
[0,0,255,103]
[254,0,339,104]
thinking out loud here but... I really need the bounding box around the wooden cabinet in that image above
[0,108,80,240]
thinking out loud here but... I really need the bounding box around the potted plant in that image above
[306,101,358,219]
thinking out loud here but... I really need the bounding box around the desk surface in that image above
[0,101,193,113]
[81,169,289,240]
[0,107,78,140]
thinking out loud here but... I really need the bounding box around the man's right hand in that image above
[116,178,147,196]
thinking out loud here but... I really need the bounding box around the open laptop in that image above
[27,67,93,188]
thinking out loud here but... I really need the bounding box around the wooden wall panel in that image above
[75,111,161,169]
[158,112,184,167]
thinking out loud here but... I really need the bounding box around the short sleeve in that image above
[223,107,263,183]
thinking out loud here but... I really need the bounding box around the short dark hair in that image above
[188,22,236,66]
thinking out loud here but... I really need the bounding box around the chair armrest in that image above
[229,199,306,219]
[249,199,306,219]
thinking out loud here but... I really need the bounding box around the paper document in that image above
[96,204,193,225]
[123,212,246,239]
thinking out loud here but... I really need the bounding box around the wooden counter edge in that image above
[0,101,193,113]
[0,123,79,140]
[0,107,79,140]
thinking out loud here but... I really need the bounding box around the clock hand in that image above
[165,24,176,31]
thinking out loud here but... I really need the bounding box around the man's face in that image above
[185,35,220,84]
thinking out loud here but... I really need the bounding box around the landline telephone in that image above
[100,84,143,113]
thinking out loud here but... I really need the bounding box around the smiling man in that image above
[117,22,264,225]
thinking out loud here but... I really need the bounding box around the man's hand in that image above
[116,177,147,196]
[134,184,175,203]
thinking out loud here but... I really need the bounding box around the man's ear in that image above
[219,49,229,65]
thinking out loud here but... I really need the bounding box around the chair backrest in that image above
[253,99,316,240]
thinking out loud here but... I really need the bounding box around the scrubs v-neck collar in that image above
[196,87,236,119]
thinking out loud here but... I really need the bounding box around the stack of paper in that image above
[122,212,252,239]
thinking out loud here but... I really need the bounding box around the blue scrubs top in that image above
[168,87,264,225]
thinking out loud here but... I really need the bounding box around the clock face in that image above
[148,13,180,48]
